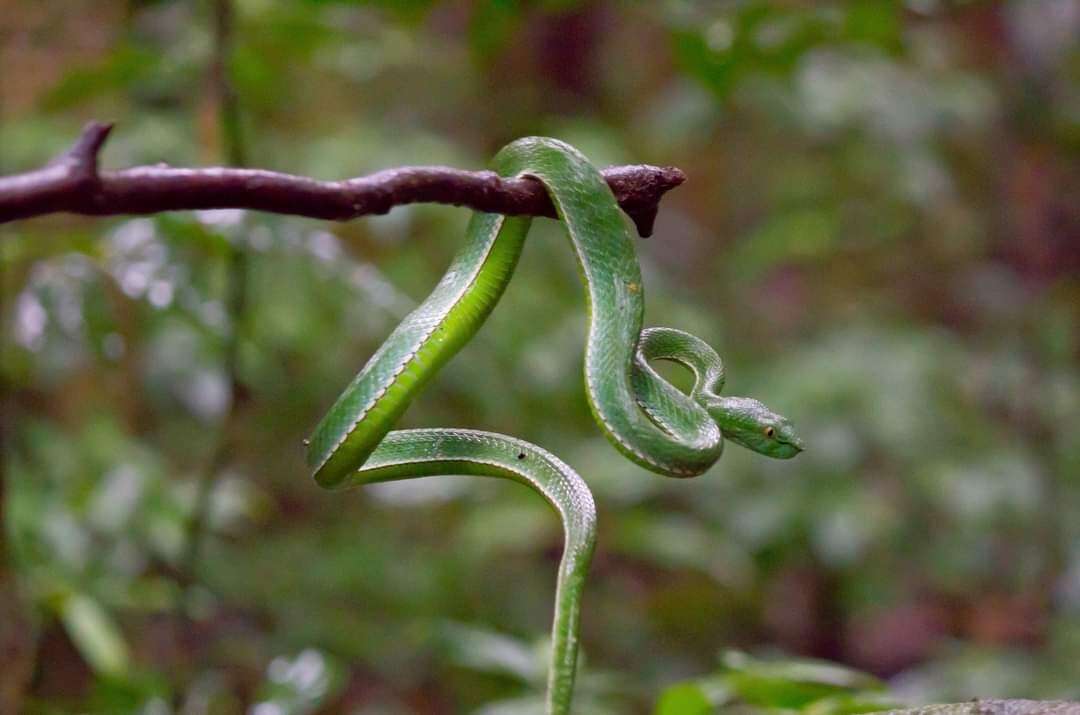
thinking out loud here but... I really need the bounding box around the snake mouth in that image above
[784,436,806,453]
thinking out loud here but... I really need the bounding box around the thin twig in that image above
[0,124,685,237]
[179,0,249,594]
[0,80,38,715]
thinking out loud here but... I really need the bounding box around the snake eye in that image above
[764,426,775,438]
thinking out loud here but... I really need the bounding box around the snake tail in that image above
[327,429,596,714]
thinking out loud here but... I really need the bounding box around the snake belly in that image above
[306,137,726,714]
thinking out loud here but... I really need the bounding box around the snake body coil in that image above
[307,138,802,714]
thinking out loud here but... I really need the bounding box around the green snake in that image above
[306,138,802,714]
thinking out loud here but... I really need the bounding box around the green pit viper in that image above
[306,137,803,714]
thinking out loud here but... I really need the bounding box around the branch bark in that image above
[885,701,1080,715]
[0,122,685,237]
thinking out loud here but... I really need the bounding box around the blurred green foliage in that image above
[2,0,1078,713]
[655,650,899,714]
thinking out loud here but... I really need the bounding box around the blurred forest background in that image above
[2,1,1079,713]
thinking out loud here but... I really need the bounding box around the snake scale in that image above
[306,138,802,714]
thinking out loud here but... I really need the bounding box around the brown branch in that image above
[0,122,686,237]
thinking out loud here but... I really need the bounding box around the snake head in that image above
[705,396,804,459]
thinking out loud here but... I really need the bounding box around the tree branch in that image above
[885,700,1080,715]
[0,122,686,237]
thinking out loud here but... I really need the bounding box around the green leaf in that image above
[721,651,883,709]
[58,592,131,678]
[655,683,712,715]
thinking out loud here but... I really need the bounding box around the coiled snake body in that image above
[307,138,802,713]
